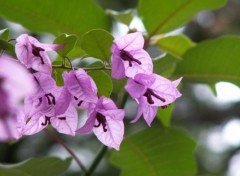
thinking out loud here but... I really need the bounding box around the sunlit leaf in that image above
[153,54,179,76]
[54,34,78,57]
[0,28,9,40]
[111,127,196,176]
[0,0,111,36]
[157,104,174,127]
[174,35,240,85]
[81,29,114,62]
[106,9,134,26]
[156,35,195,58]
[138,0,227,35]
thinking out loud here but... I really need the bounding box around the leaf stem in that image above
[52,65,111,71]
[83,146,108,176]
[44,128,87,173]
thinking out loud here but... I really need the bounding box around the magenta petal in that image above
[97,97,117,110]
[140,97,158,126]
[0,56,34,102]
[131,98,144,124]
[134,73,156,87]
[123,50,153,78]
[113,32,144,51]
[32,72,57,95]
[111,54,125,79]
[31,52,52,75]
[93,115,124,150]
[149,74,182,106]
[76,110,97,134]
[51,104,78,136]
[63,69,98,109]
[22,114,46,135]
[54,87,71,116]
[125,78,146,99]
[98,109,125,121]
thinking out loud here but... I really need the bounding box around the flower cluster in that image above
[111,32,182,126]
[0,32,181,150]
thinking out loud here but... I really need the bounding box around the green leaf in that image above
[153,54,179,76]
[0,0,110,36]
[0,157,72,176]
[174,35,240,85]
[0,28,9,40]
[106,9,134,26]
[138,0,227,35]
[54,34,78,57]
[81,29,114,62]
[157,104,174,127]
[53,67,65,86]
[0,39,15,56]
[111,127,196,176]
[87,61,113,97]
[156,35,195,58]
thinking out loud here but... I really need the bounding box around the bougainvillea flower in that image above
[15,34,63,74]
[0,55,34,141]
[63,69,98,109]
[23,87,77,136]
[111,32,153,79]
[76,97,125,150]
[125,73,182,126]
[24,72,58,117]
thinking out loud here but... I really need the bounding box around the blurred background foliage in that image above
[0,0,240,175]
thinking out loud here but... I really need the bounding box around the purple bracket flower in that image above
[15,34,63,74]
[76,97,125,150]
[125,73,182,126]
[0,55,34,141]
[23,86,77,136]
[111,32,153,79]
[63,69,98,109]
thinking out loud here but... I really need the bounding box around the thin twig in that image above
[83,146,108,176]
[44,128,87,173]
[52,65,111,71]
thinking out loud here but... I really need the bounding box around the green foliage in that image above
[0,0,110,36]
[88,71,113,97]
[0,39,15,56]
[156,35,195,58]
[0,28,9,40]
[54,34,78,57]
[0,157,71,176]
[81,29,114,62]
[153,54,179,76]
[106,9,134,26]
[138,0,227,35]
[87,62,113,97]
[111,127,196,176]
[157,105,174,127]
[174,36,240,85]
[53,67,65,86]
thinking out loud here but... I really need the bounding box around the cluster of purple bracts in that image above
[0,32,181,150]
[111,32,182,126]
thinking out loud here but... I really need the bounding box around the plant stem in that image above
[52,65,111,71]
[83,146,108,176]
[44,128,87,173]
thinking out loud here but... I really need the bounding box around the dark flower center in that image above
[94,112,107,132]
[32,44,45,64]
[120,49,142,67]
[143,88,166,104]
[58,117,66,120]
[45,93,56,105]
[41,116,51,126]
[74,96,83,107]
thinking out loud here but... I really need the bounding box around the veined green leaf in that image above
[111,127,196,176]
